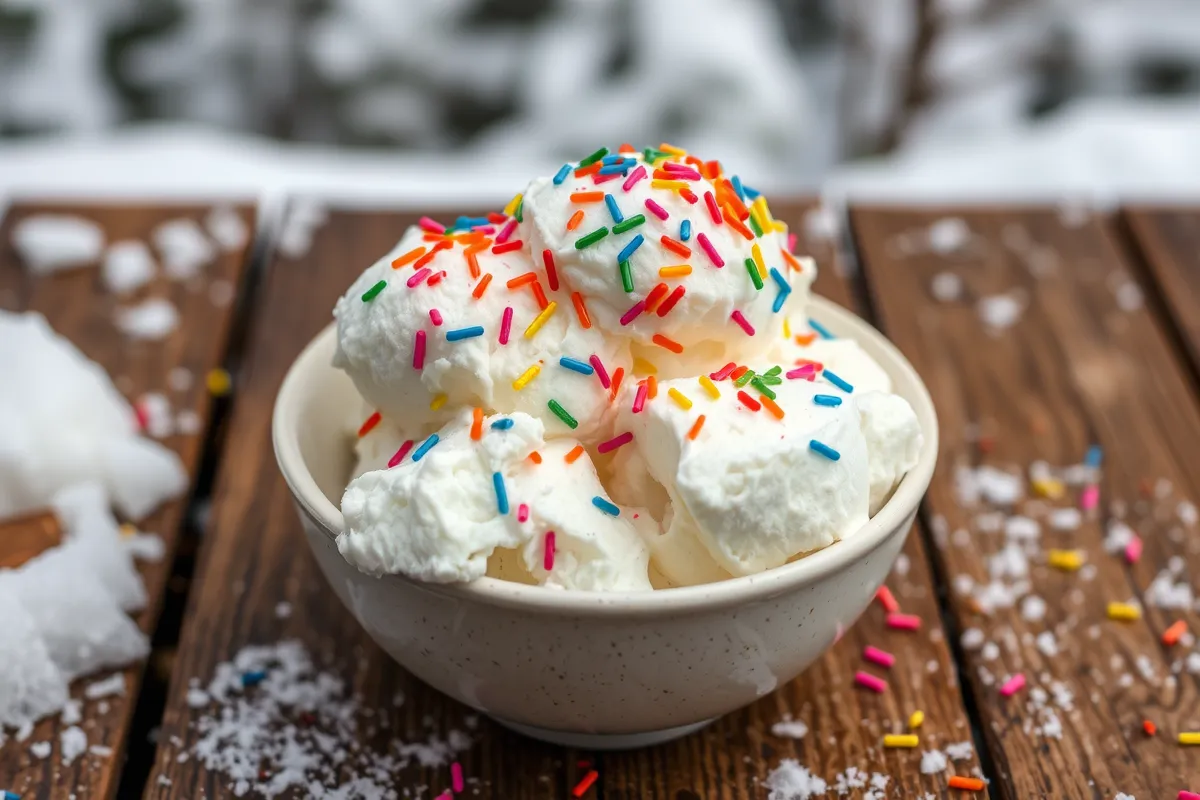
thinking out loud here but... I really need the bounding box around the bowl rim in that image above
[272,295,938,616]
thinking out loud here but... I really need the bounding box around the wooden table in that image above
[2,199,1199,798]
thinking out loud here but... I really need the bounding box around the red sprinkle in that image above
[517,503,529,523]
[876,586,900,613]
[679,187,698,204]
[704,190,723,224]
[357,411,382,437]
[589,354,611,388]
[492,239,523,255]
[661,236,691,258]
[542,249,559,291]
[644,282,670,313]
[710,362,737,381]
[632,383,649,413]
[1143,719,1157,736]
[413,331,426,369]
[487,212,508,224]
[429,309,443,326]
[730,309,755,336]
[736,391,761,411]
[644,198,669,220]
[572,769,599,798]
[656,285,686,317]
[388,440,415,468]
[544,531,556,571]
[598,431,633,453]
[426,270,447,287]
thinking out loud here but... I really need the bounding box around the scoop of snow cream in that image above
[333,145,922,590]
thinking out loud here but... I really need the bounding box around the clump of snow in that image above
[770,718,809,739]
[205,206,250,252]
[930,271,963,302]
[115,297,179,341]
[153,218,216,280]
[124,532,166,562]
[85,672,126,699]
[764,759,827,799]
[0,581,70,729]
[919,749,947,774]
[0,311,186,520]
[944,740,974,760]
[977,292,1025,331]
[101,240,156,294]
[12,215,105,275]
[927,217,971,253]
[60,725,88,764]
[29,740,52,759]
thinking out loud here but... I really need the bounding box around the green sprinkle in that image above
[514,196,524,222]
[361,280,387,302]
[760,375,783,386]
[750,377,777,400]
[734,369,755,388]
[575,227,610,250]
[643,147,666,163]
[744,258,764,290]
[749,214,764,237]
[547,399,579,429]
[764,365,782,377]
[612,214,647,234]
[619,259,634,293]
[578,147,609,167]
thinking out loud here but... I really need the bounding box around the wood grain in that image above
[0,510,63,569]
[0,202,255,799]
[1123,207,1200,379]
[851,206,1200,798]
[148,201,975,799]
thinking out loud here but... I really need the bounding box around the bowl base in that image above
[490,716,717,750]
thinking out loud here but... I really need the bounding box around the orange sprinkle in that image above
[570,191,604,203]
[652,333,683,354]
[948,776,984,792]
[565,444,585,464]
[646,375,658,399]
[618,142,636,153]
[531,280,549,310]
[567,210,585,231]
[609,367,625,403]
[391,246,426,269]
[730,365,749,381]
[725,211,755,241]
[412,249,440,271]
[687,414,706,440]
[421,232,444,242]
[357,411,382,438]
[658,264,691,278]
[761,395,785,420]
[507,272,538,288]
[722,190,750,220]
[679,188,698,204]
[528,450,542,464]
[472,273,493,299]
[661,236,691,258]
[1163,620,1188,646]
[572,769,599,798]
[574,162,601,178]
[782,250,804,271]
[470,407,483,441]
[644,282,670,313]
[703,159,720,178]
[571,292,592,328]
[794,332,817,346]
[465,251,481,279]
[1143,719,1157,736]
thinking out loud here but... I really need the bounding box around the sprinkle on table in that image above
[446,325,484,342]
[591,497,620,516]
[854,671,887,693]
[863,646,895,669]
[1108,601,1141,621]
[357,411,382,438]
[1047,549,1084,571]
[999,673,1026,697]
[572,769,600,798]
[524,301,558,339]
[883,734,919,748]
[575,227,610,249]
[548,399,579,429]
[908,710,925,729]
[948,776,985,792]
[876,586,900,613]
[1163,619,1188,646]
[361,280,387,302]
[597,431,633,453]
[387,440,415,468]
[823,369,854,393]
[411,433,440,462]
[887,612,921,630]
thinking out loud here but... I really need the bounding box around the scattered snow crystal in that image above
[153,218,216,280]
[101,240,156,294]
[115,297,179,341]
[205,206,249,252]
[85,672,127,699]
[919,749,947,774]
[12,215,105,275]
[977,293,1025,331]
[930,271,963,302]
[771,718,809,739]
[927,217,971,253]
[60,725,87,765]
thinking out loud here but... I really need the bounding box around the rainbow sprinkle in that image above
[617,233,645,263]
[446,325,484,342]
[854,671,887,693]
[823,370,854,393]
[361,280,386,302]
[491,418,514,430]
[598,431,633,453]
[743,258,764,290]
[547,399,578,429]
[696,232,724,267]
[809,318,835,339]
[589,354,611,388]
[559,356,594,375]
[999,674,1026,697]
[524,301,558,339]
[668,388,693,410]
[814,394,841,407]
[612,214,645,234]
[863,646,895,669]
[544,531,556,570]
[413,330,426,369]
[357,411,382,438]
[680,219,692,240]
[513,363,541,391]
[517,503,529,523]
[411,434,440,462]
[604,194,624,223]
[388,440,415,467]
[770,267,791,312]
[499,306,513,344]
[592,497,620,516]
[493,472,509,515]
[809,439,840,460]
[644,198,669,220]
[730,309,755,336]
[575,227,609,249]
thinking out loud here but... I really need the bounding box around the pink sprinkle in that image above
[1178,792,1200,800]
[730,310,755,336]
[419,216,445,234]
[589,354,611,388]
[886,612,921,631]
[517,503,529,523]
[471,225,496,234]
[429,309,443,326]
[495,218,518,244]
[710,362,737,381]
[644,198,669,220]
[787,233,797,251]
[662,163,702,180]
[622,165,647,191]
[632,383,648,414]
[787,365,816,379]
[863,646,895,669]
[598,431,633,454]
[499,306,513,345]
[854,671,887,693]
[407,268,431,288]
[704,191,723,225]
[620,300,647,326]
[1125,535,1143,564]
[697,232,724,267]
[1081,484,1099,511]
[388,440,415,468]
[999,673,1026,697]
[594,170,621,185]
[451,762,464,793]
[413,330,426,369]
[435,793,451,800]
[544,531,556,571]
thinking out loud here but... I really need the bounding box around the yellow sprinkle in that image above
[751,242,766,278]
[667,388,693,410]
[659,143,687,156]
[119,523,137,539]
[632,356,658,375]
[512,363,542,391]
[429,393,448,411]
[1179,732,1200,745]
[650,179,687,191]
[782,317,791,338]
[1032,477,1065,499]
[751,195,773,226]
[503,193,523,217]
[206,368,232,397]
[658,264,692,278]
[523,301,558,339]
[1108,602,1141,621]
[1047,549,1084,571]
[698,375,720,399]
[883,734,919,749]
[908,711,924,730]
[770,219,787,232]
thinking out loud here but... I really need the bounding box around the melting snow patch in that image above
[116,298,179,341]
[12,215,105,274]
[102,241,156,294]
[977,293,1025,331]
[153,218,216,280]
[930,271,963,302]
[771,718,809,739]
[205,206,250,252]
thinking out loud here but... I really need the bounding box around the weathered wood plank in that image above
[1123,207,1200,379]
[0,202,256,799]
[851,206,1200,799]
[149,201,973,799]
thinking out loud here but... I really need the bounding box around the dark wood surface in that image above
[851,207,1200,798]
[1123,207,1200,379]
[0,203,255,800]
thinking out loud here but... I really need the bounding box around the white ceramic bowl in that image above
[272,296,938,749]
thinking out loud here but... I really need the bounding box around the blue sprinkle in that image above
[493,472,509,515]
[731,175,746,201]
[617,233,644,263]
[597,163,631,175]
[446,325,485,342]
[553,164,572,185]
[602,154,621,164]
[813,394,843,407]
[559,356,595,375]
[680,219,692,241]
[808,318,835,340]
[241,670,267,687]
[456,215,489,228]
[491,418,514,430]
[592,496,620,516]
[809,439,841,461]
[1084,445,1103,468]
[604,193,624,223]
[743,183,761,199]
[5,792,21,800]
[823,369,854,393]
[411,433,440,462]
[770,267,792,313]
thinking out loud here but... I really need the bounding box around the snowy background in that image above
[2,0,1200,201]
